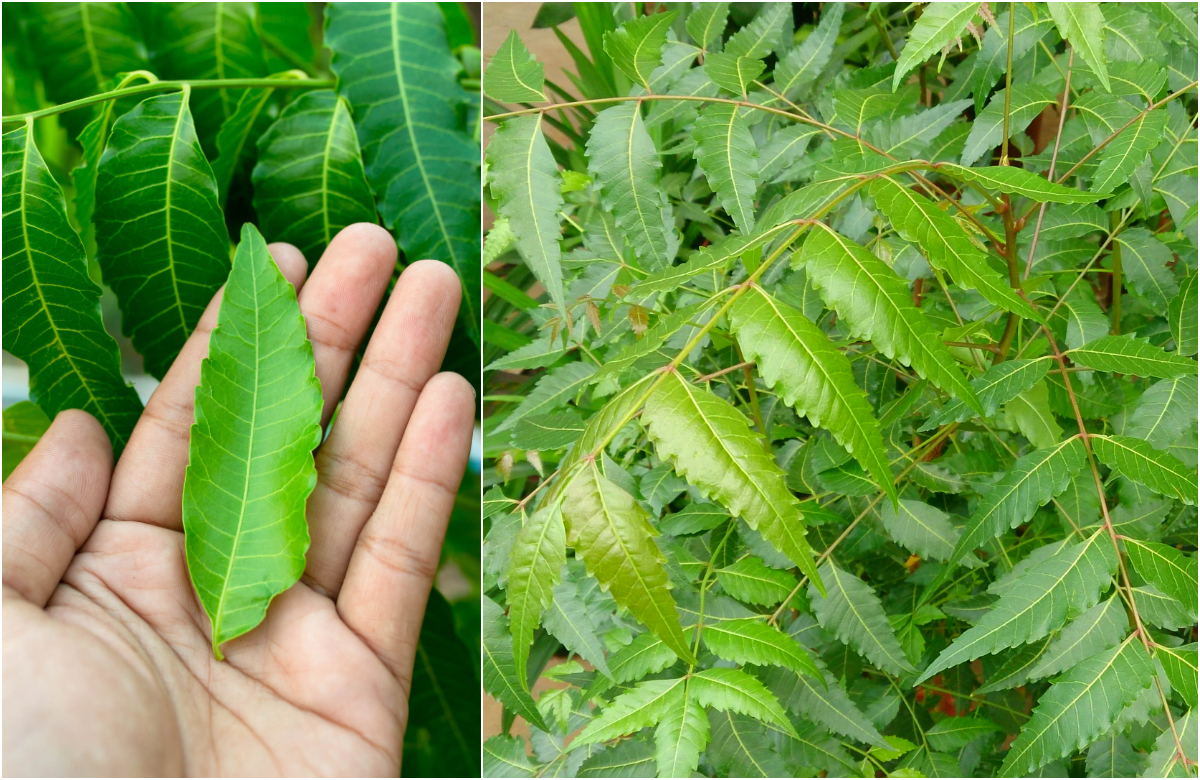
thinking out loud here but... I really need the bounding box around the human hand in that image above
[3,224,476,776]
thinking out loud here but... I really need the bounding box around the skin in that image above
[3,224,476,776]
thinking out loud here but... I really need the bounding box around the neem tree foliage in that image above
[481,3,1197,777]
[3,3,479,775]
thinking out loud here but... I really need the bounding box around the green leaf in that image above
[772,4,843,99]
[1026,596,1129,682]
[971,3,1057,113]
[686,2,729,49]
[252,90,377,267]
[1125,376,1198,450]
[481,596,550,732]
[1091,435,1198,504]
[707,710,790,777]
[573,678,687,747]
[326,2,481,343]
[704,51,766,96]
[692,103,758,233]
[716,556,797,606]
[1067,335,1197,379]
[690,667,795,734]
[796,224,983,416]
[923,358,1051,430]
[1156,643,1198,710]
[1086,731,1144,779]
[939,163,1105,203]
[592,632,679,695]
[1047,2,1111,92]
[95,90,231,380]
[878,500,977,566]
[761,661,891,748]
[497,363,596,435]
[604,11,677,90]
[139,3,267,155]
[634,222,793,295]
[1004,380,1063,449]
[918,529,1119,684]
[1133,584,1196,631]
[1124,539,1198,607]
[507,506,566,688]
[255,2,317,73]
[702,618,822,681]
[757,125,822,182]
[1141,709,1197,778]
[869,99,972,158]
[1000,637,1155,776]
[1,401,49,481]
[543,572,611,678]
[893,3,979,91]
[182,224,323,659]
[731,286,893,500]
[211,80,284,208]
[1115,228,1178,309]
[485,30,546,102]
[808,560,916,676]
[1169,272,1197,356]
[961,84,1056,167]
[587,103,676,271]
[926,717,1003,752]
[3,122,143,454]
[644,371,823,591]
[577,737,656,778]
[562,460,695,664]
[483,734,537,778]
[1093,110,1169,197]
[488,114,565,314]
[941,438,1086,572]
[724,2,790,60]
[871,175,1042,323]
[654,677,708,777]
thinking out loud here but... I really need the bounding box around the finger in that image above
[336,373,474,689]
[303,260,462,597]
[105,243,309,528]
[296,223,398,426]
[3,411,113,606]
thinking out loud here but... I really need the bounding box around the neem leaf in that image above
[961,84,1056,167]
[2,402,50,481]
[1093,110,1168,198]
[1170,272,1198,356]
[3,121,143,454]
[253,90,377,268]
[506,506,566,688]
[704,51,766,96]
[686,2,730,50]
[604,12,678,90]
[481,596,549,732]
[485,30,547,102]
[893,3,980,91]
[1091,435,1198,504]
[938,163,1106,203]
[692,103,758,233]
[808,560,917,676]
[701,618,822,681]
[1047,2,1111,92]
[690,667,796,735]
[1067,335,1197,378]
[95,89,231,380]
[654,678,709,778]
[182,224,323,660]
[1123,539,1198,606]
[1156,643,1198,710]
[772,3,843,99]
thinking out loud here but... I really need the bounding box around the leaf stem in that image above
[1,77,334,125]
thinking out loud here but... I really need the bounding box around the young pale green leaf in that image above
[1125,376,1198,450]
[573,678,687,748]
[1169,272,1197,356]
[808,560,917,676]
[603,11,678,90]
[716,556,798,606]
[692,103,759,232]
[253,90,377,268]
[95,90,231,380]
[797,224,983,416]
[961,84,1056,167]
[182,224,322,659]
[704,51,766,96]
[1047,3,1111,92]
[2,402,50,481]
[918,529,1118,684]
[485,30,546,102]
[771,3,843,99]
[938,163,1105,203]
[2,123,144,455]
[926,717,1003,752]
[511,408,585,450]
[1156,643,1197,709]
[724,2,790,59]
[562,461,695,664]
[1067,335,1197,379]
[488,114,565,315]
[1000,637,1155,777]
[870,176,1041,323]
[686,2,730,49]
[644,371,823,591]
[1091,435,1198,504]
[1116,228,1178,309]
[654,678,709,778]
[690,667,795,735]
[922,358,1051,430]
[701,618,822,681]
[590,632,679,696]
[481,596,551,732]
[588,103,676,271]
[1026,596,1129,682]
[730,286,894,501]
[506,506,566,688]
[326,2,481,343]
[1094,110,1169,200]
[1124,539,1198,607]
[892,3,978,91]
[760,661,891,748]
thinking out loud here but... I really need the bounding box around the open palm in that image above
[3,225,475,776]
